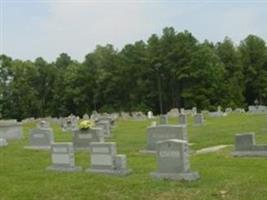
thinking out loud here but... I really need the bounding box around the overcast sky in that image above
[1,0,267,62]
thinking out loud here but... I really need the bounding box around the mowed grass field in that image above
[1,113,267,200]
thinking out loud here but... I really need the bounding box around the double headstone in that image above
[86,142,131,176]
[47,142,82,172]
[72,128,104,151]
[150,139,199,181]
[25,128,54,150]
[232,133,267,156]
[143,125,187,153]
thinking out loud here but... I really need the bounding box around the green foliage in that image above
[0,28,267,119]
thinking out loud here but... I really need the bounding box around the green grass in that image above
[1,113,267,200]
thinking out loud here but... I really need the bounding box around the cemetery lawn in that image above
[1,113,267,200]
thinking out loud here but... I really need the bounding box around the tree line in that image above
[0,27,267,120]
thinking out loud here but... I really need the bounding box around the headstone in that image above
[37,120,50,129]
[150,139,199,181]
[192,107,197,115]
[178,114,187,125]
[83,114,90,120]
[95,117,114,127]
[47,143,82,172]
[0,120,22,140]
[0,138,8,147]
[234,108,245,113]
[194,113,204,125]
[143,125,187,152]
[232,132,267,156]
[86,142,131,176]
[147,111,153,119]
[72,128,104,151]
[95,121,111,138]
[120,112,131,120]
[61,116,78,132]
[225,108,232,113]
[159,115,168,124]
[167,108,179,118]
[24,128,54,150]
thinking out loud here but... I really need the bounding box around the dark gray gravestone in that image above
[150,139,199,181]
[142,125,188,153]
[47,143,82,172]
[232,133,267,156]
[86,142,131,176]
[24,128,54,150]
[72,128,104,151]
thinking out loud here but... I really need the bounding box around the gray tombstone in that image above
[83,114,90,120]
[24,128,54,150]
[0,138,8,147]
[178,114,187,125]
[47,142,82,172]
[37,120,50,129]
[159,115,168,124]
[0,120,22,140]
[95,121,111,138]
[143,125,187,153]
[150,139,199,181]
[61,117,78,132]
[194,113,204,125]
[72,128,104,151]
[86,142,131,176]
[232,132,267,156]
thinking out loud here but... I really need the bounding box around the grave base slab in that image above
[232,151,267,157]
[150,171,199,181]
[24,146,51,150]
[85,168,132,176]
[46,165,82,172]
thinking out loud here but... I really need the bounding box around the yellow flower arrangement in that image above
[79,120,95,130]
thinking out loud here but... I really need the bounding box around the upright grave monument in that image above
[24,128,54,150]
[178,114,187,125]
[0,138,8,147]
[142,124,187,153]
[194,113,204,126]
[232,132,267,156]
[86,142,131,176]
[95,121,111,138]
[0,120,22,140]
[72,127,104,151]
[150,139,199,181]
[159,115,168,124]
[47,142,82,172]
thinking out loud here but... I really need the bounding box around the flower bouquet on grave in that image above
[79,120,95,131]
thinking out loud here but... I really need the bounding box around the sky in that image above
[1,0,267,62]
